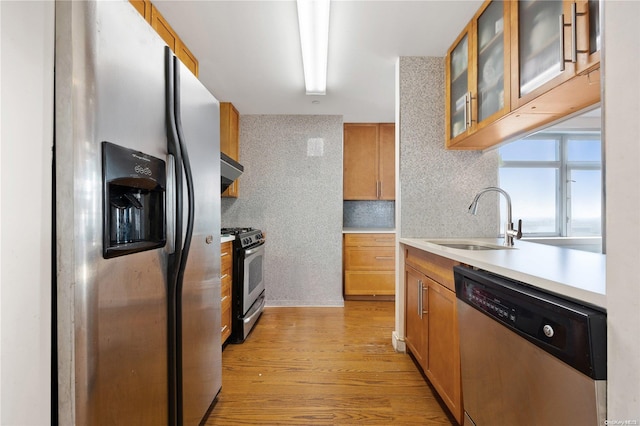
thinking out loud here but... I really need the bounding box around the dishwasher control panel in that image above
[454,265,607,380]
[464,282,517,324]
[459,278,569,351]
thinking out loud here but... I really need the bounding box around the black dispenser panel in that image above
[102,141,166,258]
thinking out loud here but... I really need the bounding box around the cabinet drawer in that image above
[221,255,232,273]
[221,273,231,299]
[344,233,395,247]
[344,247,395,271]
[221,303,232,343]
[221,241,233,270]
[345,271,395,296]
[221,264,232,283]
[221,285,232,310]
[405,247,458,292]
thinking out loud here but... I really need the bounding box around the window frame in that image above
[499,132,601,237]
[563,133,602,236]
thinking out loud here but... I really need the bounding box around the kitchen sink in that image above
[422,240,514,250]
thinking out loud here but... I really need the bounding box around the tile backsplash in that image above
[343,200,395,228]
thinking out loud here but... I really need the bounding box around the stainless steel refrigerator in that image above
[54,1,221,424]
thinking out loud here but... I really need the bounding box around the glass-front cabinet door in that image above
[446,0,601,150]
[476,0,510,125]
[512,0,599,108]
[446,30,470,142]
[446,0,510,147]
[512,0,574,108]
[515,1,567,101]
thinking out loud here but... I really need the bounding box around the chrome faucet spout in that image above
[468,186,522,246]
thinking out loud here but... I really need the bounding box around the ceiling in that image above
[154,0,484,122]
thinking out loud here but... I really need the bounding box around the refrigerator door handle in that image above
[165,46,183,426]
[166,47,184,263]
[166,154,176,254]
[173,55,196,279]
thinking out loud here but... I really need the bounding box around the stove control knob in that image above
[543,324,554,338]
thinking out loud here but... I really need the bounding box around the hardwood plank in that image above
[205,301,456,425]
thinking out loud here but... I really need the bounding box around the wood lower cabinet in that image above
[405,265,428,370]
[404,247,463,424]
[424,275,460,419]
[221,241,233,345]
[343,233,395,299]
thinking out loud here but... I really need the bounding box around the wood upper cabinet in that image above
[343,123,395,200]
[511,0,575,108]
[130,0,152,23]
[343,233,395,299]
[575,0,601,75]
[511,0,599,108]
[221,102,240,198]
[404,247,463,424]
[150,5,178,50]
[446,0,600,150]
[150,5,198,77]
[378,124,395,200]
[446,0,511,146]
[175,40,199,77]
[130,0,199,77]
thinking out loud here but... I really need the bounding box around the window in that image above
[498,133,602,237]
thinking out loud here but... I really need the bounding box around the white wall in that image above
[604,1,640,420]
[0,1,54,424]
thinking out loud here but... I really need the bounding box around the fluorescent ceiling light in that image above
[296,0,330,95]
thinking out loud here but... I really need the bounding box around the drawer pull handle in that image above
[220,273,229,279]
[221,325,228,333]
[375,256,394,260]
[221,252,229,257]
[221,295,228,302]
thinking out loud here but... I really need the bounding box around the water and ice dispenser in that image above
[102,141,166,258]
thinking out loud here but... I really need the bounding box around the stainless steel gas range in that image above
[221,227,266,343]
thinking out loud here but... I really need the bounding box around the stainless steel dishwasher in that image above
[454,265,607,426]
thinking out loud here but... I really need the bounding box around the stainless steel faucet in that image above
[468,187,522,247]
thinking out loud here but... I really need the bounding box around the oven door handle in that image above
[244,242,265,256]
[244,294,265,322]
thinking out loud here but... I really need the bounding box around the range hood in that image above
[220,152,243,193]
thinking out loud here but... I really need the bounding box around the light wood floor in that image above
[204,301,456,425]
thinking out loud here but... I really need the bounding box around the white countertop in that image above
[343,228,396,234]
[221,235,235,243]
[400,237,606,309]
